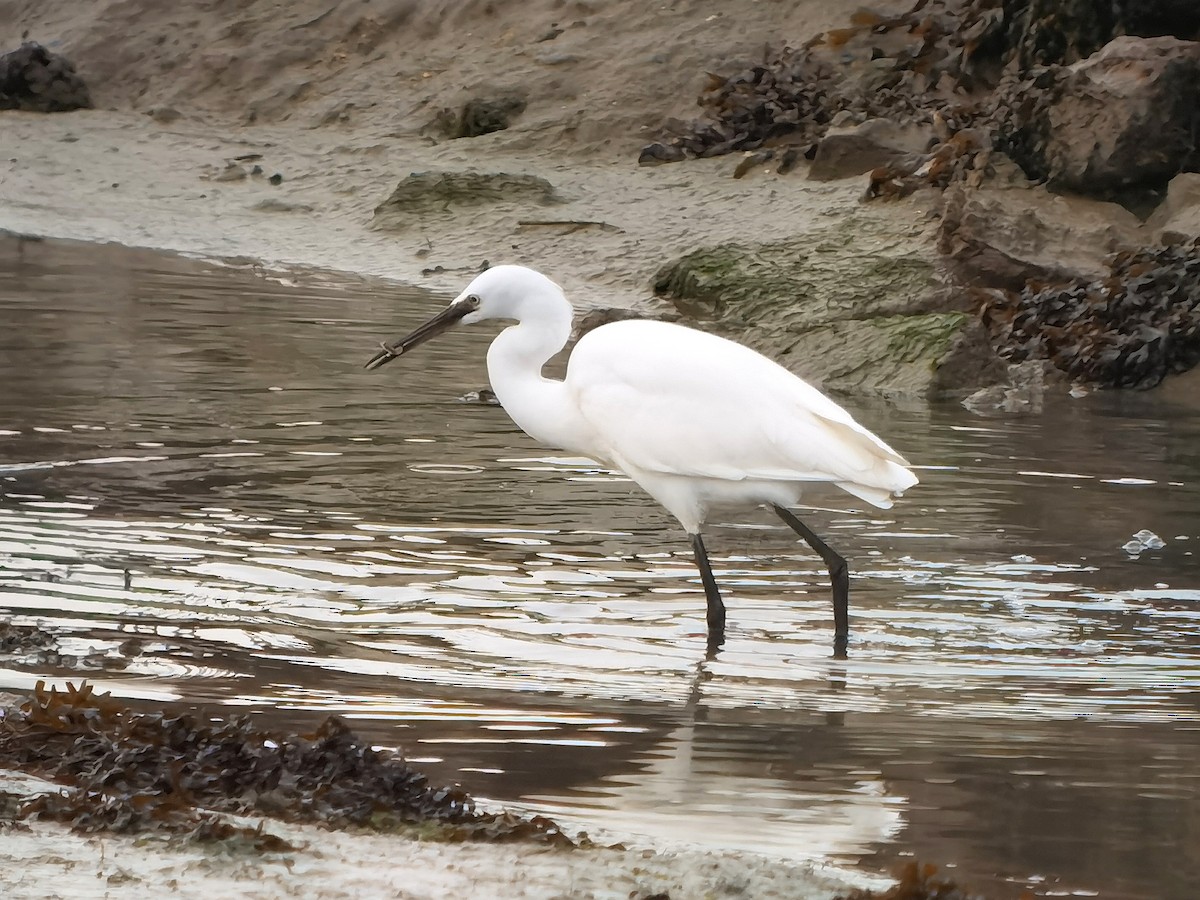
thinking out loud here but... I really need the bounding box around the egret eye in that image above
[467,294,481,309]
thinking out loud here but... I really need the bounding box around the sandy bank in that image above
[0,767,884,900]
[0,107,929,317]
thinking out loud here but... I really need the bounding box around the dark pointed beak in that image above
[364,297,473,371]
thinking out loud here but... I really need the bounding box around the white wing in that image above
[567,320,918,505]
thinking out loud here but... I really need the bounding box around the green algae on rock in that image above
[654,235,997,396]
[372,171,560,230]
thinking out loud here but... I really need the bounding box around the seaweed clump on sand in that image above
[643,2,1009,169]
[0,681,576,850]
[835,860,993,899]
[980,238,1200,388]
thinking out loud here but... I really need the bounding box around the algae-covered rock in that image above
[655,231,1002,396]
[373,171,560,230]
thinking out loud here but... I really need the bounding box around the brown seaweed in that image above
[647,1,1008,170]
[980,238,1200,389]
[835,860,1003,900]
[0,681,577,850]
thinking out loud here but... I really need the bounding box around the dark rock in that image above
[463,95,525,137]
[1124,1,1200,40]
[809,118,933,182]
[0,42,91,112]
[1002,0,1129,70]
[435,94,527,139]
[733,149,774,179]
[1003,0,1200,70]
[637,142,685,166]
[998,37,1200,194]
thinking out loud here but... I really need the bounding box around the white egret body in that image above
[367,265,918,655]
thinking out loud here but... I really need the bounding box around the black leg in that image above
[690,533,726,651]
[773,505,849,658]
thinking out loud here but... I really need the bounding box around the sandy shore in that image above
[0,768,885,900]
[0,107,931,315]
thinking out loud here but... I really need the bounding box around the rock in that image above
[938,180,1146,289]
[147,106,182,124]
[808,119,933,182]
[213,164,247,182]
[1003,0,1200,69]
[372,171,560,230]
[961,361,1056,415]
[253,198,314,213]
[433,94,527,139]
[1124,1,1200,39]
[999,36,1200,194]
[458,95,526,137]
[653,224,1004,396]
[637,142,685,166]
[1147,173,1200,242]
[0,42,91,112]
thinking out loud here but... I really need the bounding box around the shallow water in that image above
[1,235,1198,899]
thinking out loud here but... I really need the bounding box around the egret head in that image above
[364,265,565,370]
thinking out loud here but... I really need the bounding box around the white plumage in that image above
[366,265,918,655]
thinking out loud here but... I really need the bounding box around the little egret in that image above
[365,265,918,656]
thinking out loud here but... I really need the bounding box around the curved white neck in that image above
[485,294,594,455]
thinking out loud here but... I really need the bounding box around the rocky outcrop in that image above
[653,224,1005,397]
[997,36,1200,194]
[0,42,91,112]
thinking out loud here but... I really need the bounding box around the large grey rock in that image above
[938,178,1145,288]
[1000,36,1200,193]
